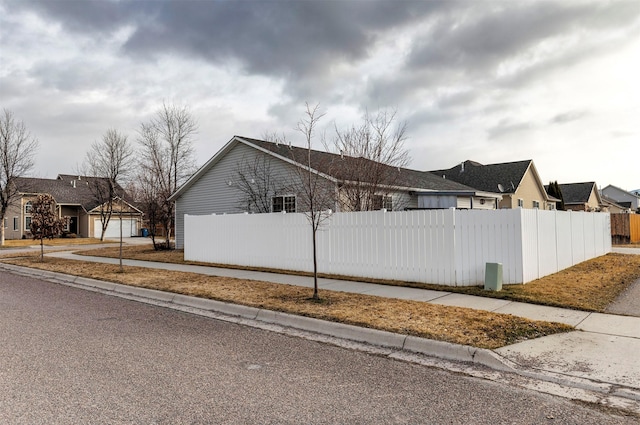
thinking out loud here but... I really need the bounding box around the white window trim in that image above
[373,194,393,211]
[272,195,296,213]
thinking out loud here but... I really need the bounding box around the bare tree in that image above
[0,109,39,246]
[328,109,409,211]
[234,154,288,213]
[132,166,164,249]
[83,128,134,241]
[138,102,198,249]
[291,103,335,301]
[29,193,67,261]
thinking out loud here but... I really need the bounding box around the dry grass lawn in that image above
[2,255,572,349]
[452,253,640,312]
[77,246,640,312]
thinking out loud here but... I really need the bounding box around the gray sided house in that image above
[601,184,640,213]
[5,175,143,240]
[169,136,502,249]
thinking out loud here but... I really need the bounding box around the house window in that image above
[272,195,296,213]
[25,216,32,231]
[25,201,33,214]
[373,195,393,211]
[13,217,18,231]
[517,199,524,208]
[532,200,540,209]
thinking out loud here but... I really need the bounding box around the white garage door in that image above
[94,218,138,238]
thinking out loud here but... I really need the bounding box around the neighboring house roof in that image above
[240,137,482,192]
[600,194,629,211]
[430,159,534,195]
[171,136,501,201]
[13,175,138,213]
[602,184,640,200]
[546,182,601,206]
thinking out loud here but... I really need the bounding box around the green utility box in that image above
[484,262,503,291]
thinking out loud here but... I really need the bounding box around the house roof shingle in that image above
[429,159,532,194]
[14,175,127,212]
[552,182,596,205]
[239,137,483,193]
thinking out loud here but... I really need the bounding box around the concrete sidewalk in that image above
[2,244,640,412]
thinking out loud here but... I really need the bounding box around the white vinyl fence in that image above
[184,209,611,286]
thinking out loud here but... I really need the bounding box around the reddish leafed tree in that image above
[29,193,67,261]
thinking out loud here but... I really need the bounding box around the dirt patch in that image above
[605,276,640,317]
[2,256,572,349]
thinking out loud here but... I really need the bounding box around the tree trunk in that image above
[119,208,123,272]
[312,223,319,300]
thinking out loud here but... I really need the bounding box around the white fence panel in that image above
[520,209,540,284]
[454,209,524,285]
[571,213,586,265]
[555,212,574,271]
[518,210,611,283]
[184,209,611,287]
[536,210,561,278]
[582,213,595,260]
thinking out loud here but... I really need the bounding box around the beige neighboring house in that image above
[600,195,630,214]
[431,159,556,210]
[4,175,143,240]
[547,182,605,212]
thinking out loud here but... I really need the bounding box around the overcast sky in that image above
[1,0,638,191]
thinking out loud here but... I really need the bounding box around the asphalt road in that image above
[0,272,636,425]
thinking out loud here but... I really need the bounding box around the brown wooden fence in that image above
[611,213,640,244]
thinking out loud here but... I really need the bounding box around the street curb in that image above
[2,262,639,412]
[0,262,510,370]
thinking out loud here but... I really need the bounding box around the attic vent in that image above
[71,180,76,188]
[460,162,465,173]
